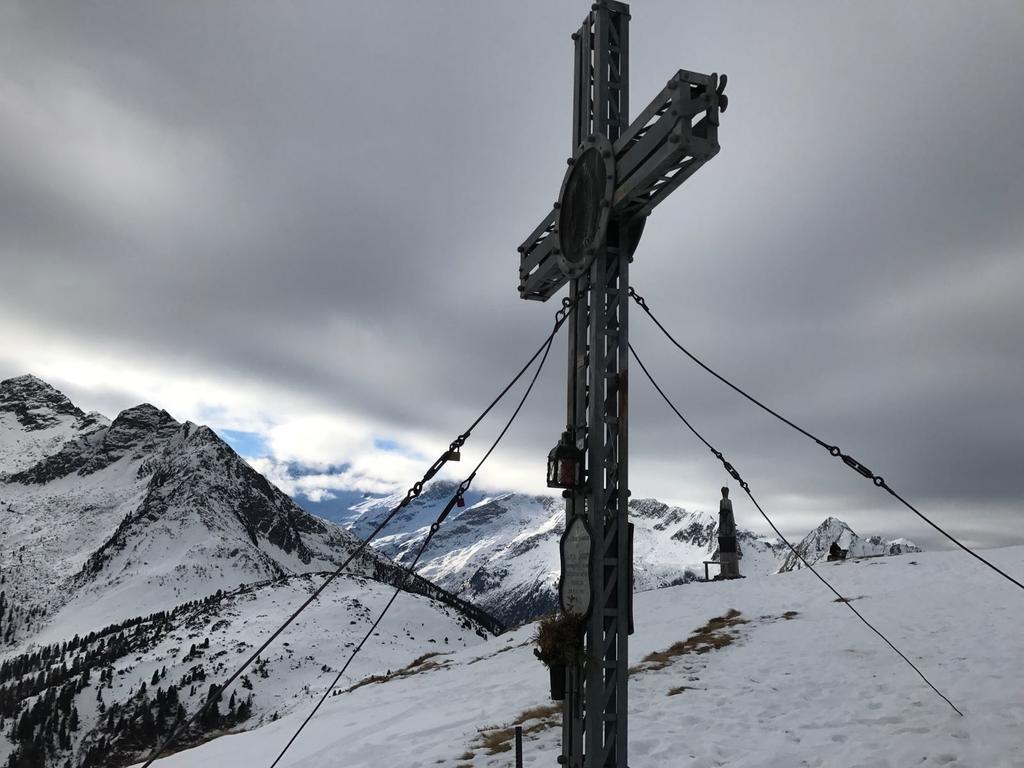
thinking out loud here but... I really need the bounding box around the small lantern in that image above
[547,430,583,489]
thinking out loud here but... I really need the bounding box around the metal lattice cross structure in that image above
[516,3,725,766]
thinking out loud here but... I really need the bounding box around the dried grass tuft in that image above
[635,609,746,672]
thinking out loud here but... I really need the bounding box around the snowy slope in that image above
[143,545,1024,768]
[0,572,489,768]
[778,516,922,572]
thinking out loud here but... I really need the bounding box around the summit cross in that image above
[515,3,726,766]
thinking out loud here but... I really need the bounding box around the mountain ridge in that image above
[0,375,493,649]
[331,483,921,625]
[335,489,897,626]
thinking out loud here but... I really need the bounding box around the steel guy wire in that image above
[138,296,576,768]
[267,312,560,768]
[630,343,964,717]
[628,285,1024,595]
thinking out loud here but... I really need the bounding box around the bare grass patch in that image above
[633,609,746,673]
[462,701,562,760]
[342,651,451,693]
[667,684,703,696]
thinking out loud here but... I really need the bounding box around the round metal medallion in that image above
[556,135,616,279]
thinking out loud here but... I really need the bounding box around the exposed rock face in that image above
[0,374,84,429]
[0,374,109,474]
[10,403,182,483]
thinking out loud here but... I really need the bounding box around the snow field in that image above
[145,546,1024,768]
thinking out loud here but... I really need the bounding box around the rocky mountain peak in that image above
[0,375,108,475]
[0,374,85,430]
[629,498,671,518]
[418,479,461,501]
[103,403,180,451]
[778,516,920,572]
[1,373,63,399]
[806,516,854,539]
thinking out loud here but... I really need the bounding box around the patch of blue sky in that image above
[218,429,269,458]
[373,437,402,452]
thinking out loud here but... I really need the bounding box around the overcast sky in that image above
[2,1,1022,549]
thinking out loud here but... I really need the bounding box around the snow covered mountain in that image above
[0,375,388,648]
[0,375,500,768]
[336,484,924,625]
[340,483,787,624]
[0,376,501,647]
[777,516,921,573]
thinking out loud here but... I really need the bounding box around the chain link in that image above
[627,285,648,310]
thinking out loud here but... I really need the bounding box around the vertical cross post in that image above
[520,4,726,765]
[565,3,631,766]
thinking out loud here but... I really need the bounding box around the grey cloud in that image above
[1,1,1022,550]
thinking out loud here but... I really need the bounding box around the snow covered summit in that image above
[0,374,109,475]
[778,515,921,572]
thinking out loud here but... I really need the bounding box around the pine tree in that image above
[200,684,221,728]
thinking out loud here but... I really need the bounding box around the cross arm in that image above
[518,68,725,302]
[517,207,562,301]
[611,69,724,221]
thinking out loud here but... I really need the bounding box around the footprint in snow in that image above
[893,726,930,735]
